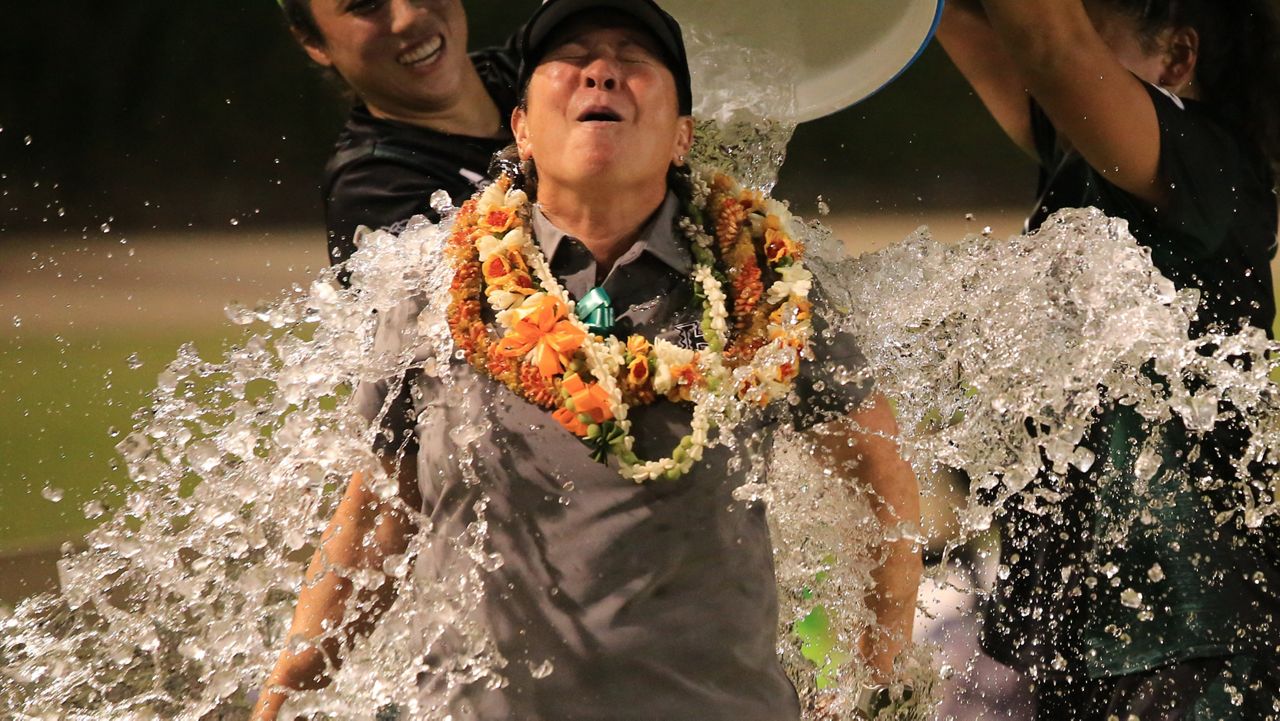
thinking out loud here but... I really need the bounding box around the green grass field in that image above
[0,329,242,551]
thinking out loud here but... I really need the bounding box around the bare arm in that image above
[811,394,922,680]
[936,0,1036,156]
[252,461,422,720]
[980,0,1167,206]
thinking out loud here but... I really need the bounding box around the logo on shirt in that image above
[673,321,708,351]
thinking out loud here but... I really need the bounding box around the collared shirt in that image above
[356,195,873,720]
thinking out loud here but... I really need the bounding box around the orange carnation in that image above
[626,335,652,360]
[628,356,651,385]
[764,227,795,265]
[495,295,586,378]
[481,209,518,234]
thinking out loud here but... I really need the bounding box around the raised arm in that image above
[979,0,1174,206]
[935,0,1036,156]
[811,394,922,680]
[252,461,422,720]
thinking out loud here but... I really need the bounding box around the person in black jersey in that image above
[277,0,519,269]
[939,1,1280,718]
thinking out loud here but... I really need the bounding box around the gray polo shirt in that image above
[356,193,873,720]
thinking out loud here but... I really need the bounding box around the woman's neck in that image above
[368,66,504,138]
[537,179,668,274]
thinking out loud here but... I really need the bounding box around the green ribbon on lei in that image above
[575,286,615,336]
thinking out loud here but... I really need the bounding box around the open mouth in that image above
[577,107,623,123]
[398,35,444,67]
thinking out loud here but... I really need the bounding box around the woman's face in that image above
[512,14,694,192]
[301,0,472,118]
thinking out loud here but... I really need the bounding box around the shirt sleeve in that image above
[1032,84,1251,259]
[1136,83,1250,257]
[353,297,426,459]
[1028,98,1061,169]
[325,155,446,268]
[788,281,877,431]
[470,39,522,116]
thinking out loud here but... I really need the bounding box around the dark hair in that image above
[278,0,323,46]
[277,0,354,92]
[1095,0,1280,164]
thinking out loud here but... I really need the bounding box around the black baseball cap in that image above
[518,0,694,116]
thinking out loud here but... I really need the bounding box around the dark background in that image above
[0,0,1034,239]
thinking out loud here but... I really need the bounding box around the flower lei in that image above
[445,168,814,482]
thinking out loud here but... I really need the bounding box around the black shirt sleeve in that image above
[1140,84,1251,256]
[788,280,877,431]
[1029,83,1252,259]
[325,153,448,267]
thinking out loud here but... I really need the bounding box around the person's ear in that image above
[293,26,334,67]
[671,116,695,166]
[512,105,534,161]
[1160,26,1198,93]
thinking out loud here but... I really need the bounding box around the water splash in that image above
[685,28,797,192]
[5,175,1279,720]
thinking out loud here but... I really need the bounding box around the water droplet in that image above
[83,500,106,519]
[1120,588,1143,609]
[1146,563,1165,582]
[24,135,33,146]
[11,316,21,328]
[229,218,240,227]
[528,659,555,679]
[41,486,65,503]
[100,222,111,234]
[126,352,144,370]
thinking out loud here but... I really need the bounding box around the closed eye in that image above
[345,0,383,15]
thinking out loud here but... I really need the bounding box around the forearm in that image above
[813,396,922,679]
[255,469,419,718]
[859,527,922,678]
[936,0,1035,154]
[980,0,1165,202]
[254,537,361,720]
[264,548,360,692]
[854,413,921,678]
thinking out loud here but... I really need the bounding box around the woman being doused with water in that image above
[254,0,922,719]
[939,0,1280,717]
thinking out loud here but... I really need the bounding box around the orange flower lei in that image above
[445,169,813,481]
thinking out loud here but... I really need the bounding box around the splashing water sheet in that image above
[4,33,1280,721]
